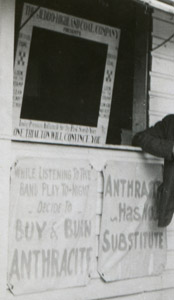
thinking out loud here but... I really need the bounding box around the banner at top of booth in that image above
[21,3,120,47]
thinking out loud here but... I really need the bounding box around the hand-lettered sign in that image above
[98,161,167,281]
[8,158,97,294]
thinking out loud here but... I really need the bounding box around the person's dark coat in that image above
[132,114,174,227]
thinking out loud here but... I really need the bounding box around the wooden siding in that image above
[0,1,14,300]
[149,8,174,126]
[146,9,174,300]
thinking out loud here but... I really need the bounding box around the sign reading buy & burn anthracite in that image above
[8,158,97,295]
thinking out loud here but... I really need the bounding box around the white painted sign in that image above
[13,3,120,146]
[98,161,167,281]
[8,158,97,295]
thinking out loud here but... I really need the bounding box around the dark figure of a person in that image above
[132,114,174,227]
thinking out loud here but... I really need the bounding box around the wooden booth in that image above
[0,0,174,299]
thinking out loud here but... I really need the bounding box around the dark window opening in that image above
[21,26,107,126]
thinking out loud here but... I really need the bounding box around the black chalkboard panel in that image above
[21,26,107,127]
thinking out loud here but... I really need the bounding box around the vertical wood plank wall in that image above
[0,3,174,300]
[0,0,14,299]
[149,8,174,125]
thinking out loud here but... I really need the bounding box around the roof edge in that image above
[135,0,174,14]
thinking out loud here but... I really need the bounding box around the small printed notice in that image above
[98,161,167,282]
[8,158,97,295]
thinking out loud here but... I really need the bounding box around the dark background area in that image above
[21,27,107,126]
